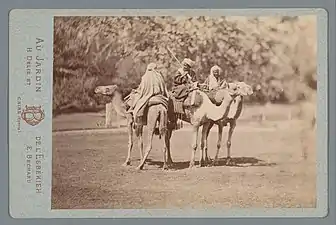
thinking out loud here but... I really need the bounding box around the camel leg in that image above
[136,109,158,170]
[200,123,211,167]
[165,128,174,166]
[204,122,214,165]
[160,108,169,170]
[136,128,154,170]
[189,125,199,168]
[226,120,236,166]
[122,118,134,166]
[212,124,223,166]
[162,131,169,170]
[138,126,144,161]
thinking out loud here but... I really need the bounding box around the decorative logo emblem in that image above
[21,105,45,126]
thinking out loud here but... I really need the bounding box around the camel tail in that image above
[156,106,168,139]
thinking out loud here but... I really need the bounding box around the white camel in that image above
[166,82,252,168]
[94,85,171,170]
[199,82,253,166]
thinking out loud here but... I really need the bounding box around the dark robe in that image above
[171,69,196,100]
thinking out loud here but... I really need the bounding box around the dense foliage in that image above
[53,15,317,114]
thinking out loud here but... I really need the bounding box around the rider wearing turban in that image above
[204,65,227,91]
[173,58,197,86]
[172,58,197,100]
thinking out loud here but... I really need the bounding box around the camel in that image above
[199,82,254,166]
[95,83,247,170]
[94,85,171,170]
[164,82,255,168]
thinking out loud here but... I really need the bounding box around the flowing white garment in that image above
[207,73,221,90]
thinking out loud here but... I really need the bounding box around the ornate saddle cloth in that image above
[170,82,203,114]
[169,87,221,115]
[169,91,202,114]
[134,94,168,126]
[168,87,226,130]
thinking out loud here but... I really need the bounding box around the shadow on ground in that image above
[146,157,277,170]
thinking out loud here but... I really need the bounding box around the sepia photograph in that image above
[51,14,318,210]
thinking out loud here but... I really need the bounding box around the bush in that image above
[53,15,317,114]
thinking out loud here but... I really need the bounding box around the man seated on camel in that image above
[171,58,198,104]
[200,65,229,105]
[203,65,227,91]
[174,58,197,84]
[128,62,169,126]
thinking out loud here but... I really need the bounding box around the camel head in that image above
[94,85,118,96]
[227,82,253,96]
[213,82,253,103]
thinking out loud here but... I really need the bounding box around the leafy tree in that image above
[53,15,317,114]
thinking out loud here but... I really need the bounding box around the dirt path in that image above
[52,121,316,209]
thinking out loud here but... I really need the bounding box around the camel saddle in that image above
[169,86,221,115]
[134,94,168,127]
[201,89,222,106]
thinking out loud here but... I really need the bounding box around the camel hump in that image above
[199,88,228,106]
[204,90,222,106]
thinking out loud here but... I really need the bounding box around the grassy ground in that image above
[52,104,316,209]
[52,104,299,131]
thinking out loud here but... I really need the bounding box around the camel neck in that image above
[111,91,127,117]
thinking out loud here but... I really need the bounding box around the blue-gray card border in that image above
[1,0,335,225]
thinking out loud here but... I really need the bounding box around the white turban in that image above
[146,63,157,71]
[182,58,195,67]
[210,65,223,75]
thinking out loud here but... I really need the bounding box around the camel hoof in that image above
[122,161,131,167]
[189,163,195,169]
[226,158,233,166]
[162,165,169,171]
[135,165,144,170]
[167,158,174,165]
[211,160,218,167]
